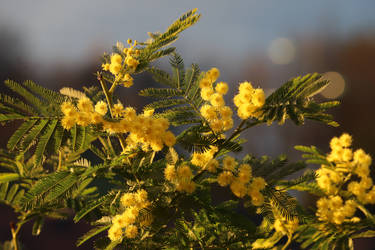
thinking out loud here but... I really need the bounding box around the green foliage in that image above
[262,73,340,126]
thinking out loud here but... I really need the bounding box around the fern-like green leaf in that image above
[77,225,111,247]
[34,119,58,166]
[7,119,37,151]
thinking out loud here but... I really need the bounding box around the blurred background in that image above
[1,1,375,249]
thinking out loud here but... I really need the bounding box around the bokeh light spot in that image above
[267,38,296,65]
[321,72,346,99]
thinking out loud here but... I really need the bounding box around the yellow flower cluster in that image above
[315,133,375,224]
[233,81,265,120]
[316,196,357,225]
[101,39,140,88]
[60,98,176,152]
[199,68,233,132]
[108,189,152,241]
[217,159,266,206]
[164,164,196,194]
[190,146,218,171]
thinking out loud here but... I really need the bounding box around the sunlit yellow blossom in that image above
[164,164,176,181]
[123,73,134,87]
[222,156,237,171]
[251,177,266,190]
[102,63,110,71]
[76,112,91,126]
[163,131,176,147]
[206,159,219,173]
[210,93,225,107]
[177,165,192,179]
[230,180,247,198]
[207,67,220,82]
[112,103,124,117]
[91,112,103,124]
[209,119,223,132]
[200,104,217,121]
[111,53,122,64]
[120,193,136,208]
[61,116,76,130]
[95,101,108,116]
[61,101,76,115]
[201,87,214,101]
[222,118,234,131]
[108,224,123,241]
[77,97,94,113]
[125,56,139,69]
[199,78,212,89]
[250,190,264,206]
[184,181,196,194]
[112,214,129,228]
[215,82,228,95]
[238,81,253,92]
[125,225,138,238]
[238,164,252,183]
[217,171,234,186]
[110,63,121,75]
[219,106,233,119]
[339,133,352,147]
[252,88,265,107]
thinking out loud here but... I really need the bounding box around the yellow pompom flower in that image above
[219,106,233,119]
[164,164,176,181]
[77,97,94,113]
[102,63,110,71]
[230,180,247,198]
[61,101,76,115]
[95,101,108,116]
[112,103,124,118]
[238,81,253,92]
[61,116,76,130]
[125,56,139,69]
[122,73,134,87]
[200,104,217,121]
[199,78,212,89]
[238,164,252,183]
[217,171,234,186]
[112,214,129,228]
[222,156,237,171]
[125,225,138,239]
[163,131,176,147]
[210,93,225,107]
[222,118,234,131]
[76,112,91,127]
[143,108,154,117]
[108,225,123,242]
[251,177,266,190]
[111,53,122,65]
[201,87,214,101]
[250,191,264,206]
[215,82,228,95]
[252,88,265,107]
[339,133,352,147]
[206,159,219,173]
[109,63,121,75]
[135,189,148,204]
[120,193,136,208]
[209,119,223,132]
[207,67,220,82]
[177,165,193,180]
[184,181,196,194]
